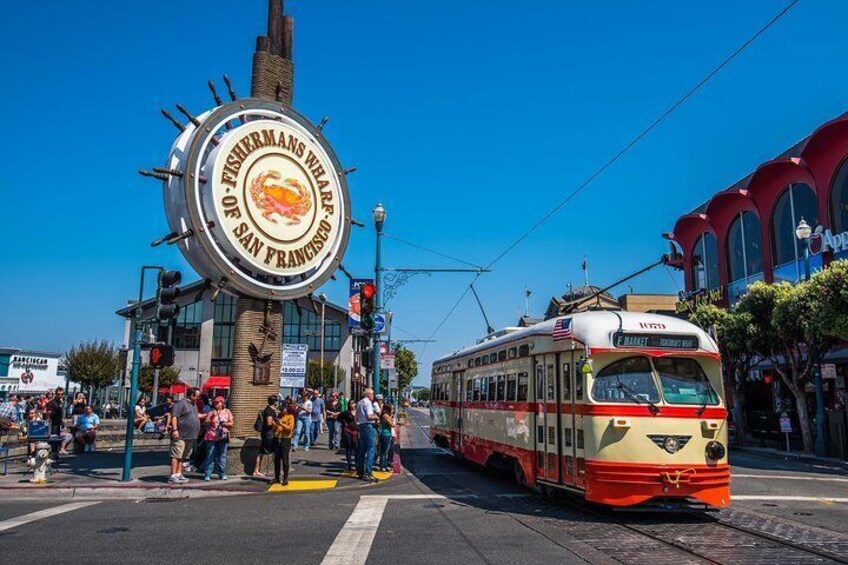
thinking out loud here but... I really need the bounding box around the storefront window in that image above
[691,232,719,291]
[726,211,763,304]
[830,158,848,261]
[772,183,819,283]
[171,301,202,350]
[283,301,342,353]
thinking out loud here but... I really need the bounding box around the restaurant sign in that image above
[809,226,848,256]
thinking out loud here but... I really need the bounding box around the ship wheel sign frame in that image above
[153,98,351,300]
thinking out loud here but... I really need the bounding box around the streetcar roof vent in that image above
[475,327,522,344]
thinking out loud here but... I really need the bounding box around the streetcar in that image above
[429,311,729,508]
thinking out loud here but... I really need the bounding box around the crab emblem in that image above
[249,171,312,225]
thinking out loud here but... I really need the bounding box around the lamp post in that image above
[372,203,386,396]
[795,218,827,457]
[318,293,328,391]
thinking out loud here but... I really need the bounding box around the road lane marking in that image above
[0,502,100,533]
[322,495,445,564]
[733,495,848,503]
[733,473,848,482]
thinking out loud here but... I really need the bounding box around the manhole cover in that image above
[97,527,129,534]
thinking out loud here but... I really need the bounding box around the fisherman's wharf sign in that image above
[159,99,351,299]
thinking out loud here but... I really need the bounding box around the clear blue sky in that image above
[1,1,845,385]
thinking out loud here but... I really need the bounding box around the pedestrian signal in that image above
[149,344,175,368]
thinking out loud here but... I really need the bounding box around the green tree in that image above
[64,340,120,400]
[392,346,418,392]
[414,387,430,402]
[736,281,833,453]
[307,359,345,390]
[138,365,181,395]
[689,303,759,445]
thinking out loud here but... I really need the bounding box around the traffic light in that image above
[149,344,175,368]
[360,281,376,330]
[156,270,182,321]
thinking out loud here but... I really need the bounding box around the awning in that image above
[202,376,231,390]
[159,381,188,395]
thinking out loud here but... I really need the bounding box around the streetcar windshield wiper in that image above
[616,376,660,414]
[695,384,712,417]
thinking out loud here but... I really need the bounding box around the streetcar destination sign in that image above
[613,332,699,350]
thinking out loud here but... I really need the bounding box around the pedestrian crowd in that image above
[0,385,396,486]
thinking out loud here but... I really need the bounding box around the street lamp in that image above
[796,217,826,457]
[317,293,328,392]
[372,203,386,396]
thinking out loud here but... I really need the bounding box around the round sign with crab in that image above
[160,99,351,300]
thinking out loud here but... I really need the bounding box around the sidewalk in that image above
[730,444,848,470]
[0,437,390,500]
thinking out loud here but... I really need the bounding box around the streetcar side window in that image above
[517,372,529,401]
[591,356,659,403]
[498,350,507,362]
[562,362,571,401]
[467,359,473,369]
[508,347,517,359]
[575,364,584,401]
[546,364,555,401]
[473,379,481,401]
[487,377,496,401]
[497,375,506,401]
[654,357,719,405]
[519,344,530,357]
[507,374,517,401]
[535,364,544,402]
[466,379,473,402]
[475,357,481,367]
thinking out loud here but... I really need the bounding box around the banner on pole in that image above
[349,278,373,332]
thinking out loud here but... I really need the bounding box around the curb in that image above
[0,484,258,501]
[730,445,848,468]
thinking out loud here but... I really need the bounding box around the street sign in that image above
[281,344,308,388]
[388,371,398,388]
[779,413,793,433]
[380,353,395,370]
[822,363,837,380]
[373,313,386,334]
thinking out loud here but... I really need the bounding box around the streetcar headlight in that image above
[705,440,726,461]
[662,436,679,454]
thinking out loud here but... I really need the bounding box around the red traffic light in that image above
[149,344,175,368]
[361,282,376,299]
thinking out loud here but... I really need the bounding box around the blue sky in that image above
[1,1,845,385]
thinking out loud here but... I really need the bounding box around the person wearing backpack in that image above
[272,404,296,485]
[253,395,278,479]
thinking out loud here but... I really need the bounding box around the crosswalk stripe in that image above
[0,502,100,533]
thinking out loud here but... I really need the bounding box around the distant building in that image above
[616,293,678,315]
[0,347,71,399]
[540,286,679,321]
[116,280,353,395]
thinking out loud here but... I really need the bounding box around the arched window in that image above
[691,232,718,291]
[831,157,848,236]
[726,211,764,303]
[772,183,820,283]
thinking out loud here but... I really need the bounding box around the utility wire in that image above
[383,233,483,269]
[483,0,800,271]
[420,0,800,353]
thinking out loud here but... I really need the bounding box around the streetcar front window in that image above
[653,357,719,405]
[591,356,659,403]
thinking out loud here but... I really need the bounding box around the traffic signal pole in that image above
[122,265,161,482]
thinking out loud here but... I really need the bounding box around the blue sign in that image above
[373,313,386,334]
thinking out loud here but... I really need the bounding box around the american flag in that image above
[552,318,572,341]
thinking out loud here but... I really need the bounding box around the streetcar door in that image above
[562,350,578,486]
[454,371,464,452]
[534,354,560,483]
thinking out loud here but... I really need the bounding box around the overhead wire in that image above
[383,233,483,269]
[419,0,801,351]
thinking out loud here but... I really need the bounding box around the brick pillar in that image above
[229,299,283,437]
[228,4,294,439]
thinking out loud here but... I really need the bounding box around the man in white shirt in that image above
[355,389,379,482]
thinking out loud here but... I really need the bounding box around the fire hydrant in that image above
[27,442,52,483]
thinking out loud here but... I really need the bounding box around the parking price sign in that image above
[281,344,308,388]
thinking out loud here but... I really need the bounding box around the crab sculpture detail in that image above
[249,171,312,225]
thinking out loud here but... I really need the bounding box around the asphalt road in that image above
[1,407,846,564]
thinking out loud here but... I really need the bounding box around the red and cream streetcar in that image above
[429,311,730,507]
